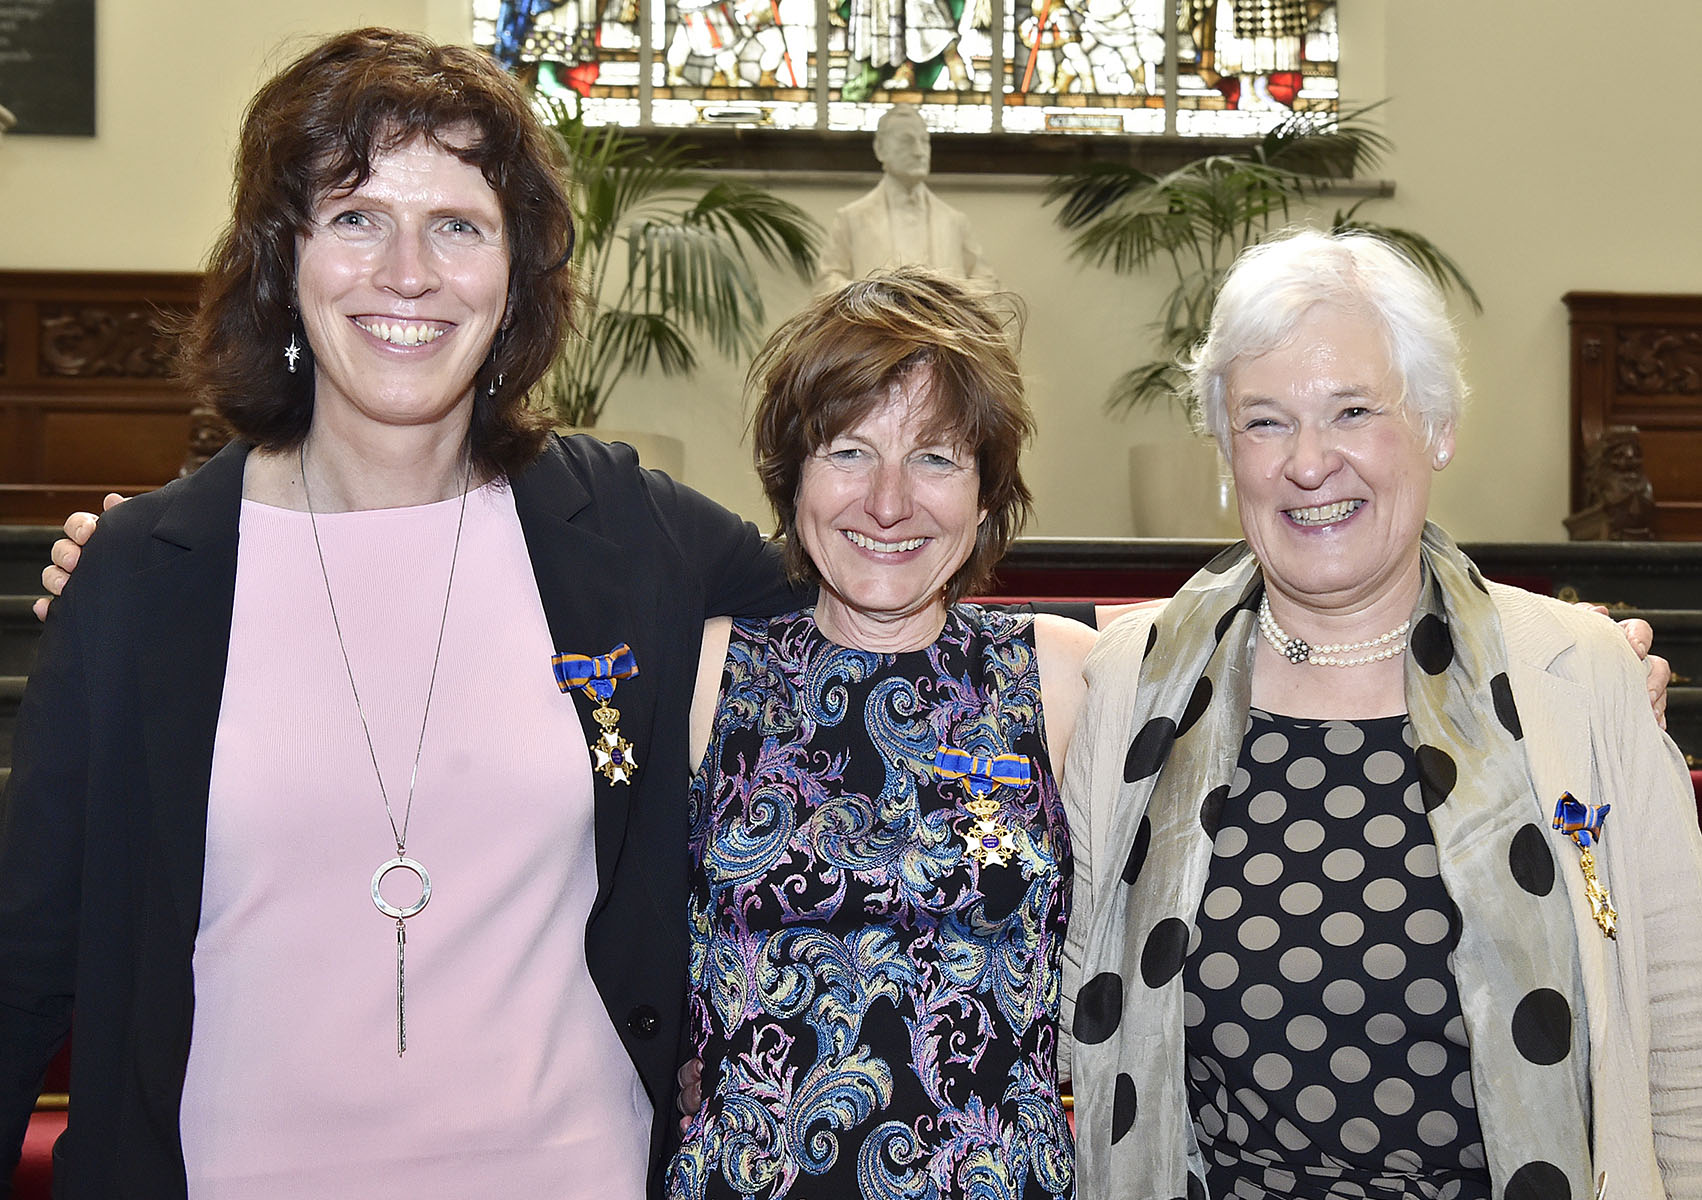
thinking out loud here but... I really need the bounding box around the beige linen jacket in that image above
[1061,582,1702,1199]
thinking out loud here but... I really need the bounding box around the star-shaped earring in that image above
[284,334,302,374]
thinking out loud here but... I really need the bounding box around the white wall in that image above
[4,0,1697,540]
[0,3,459,273]
[1367,0,1702,542]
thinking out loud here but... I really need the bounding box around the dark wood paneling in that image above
[0,271,201,524]
[1565,292,1702,542]
[0,487,160,524]
[38,404,190,483]
[989,536,1702,609]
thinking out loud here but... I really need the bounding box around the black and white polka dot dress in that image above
[1181,709,1493,1200]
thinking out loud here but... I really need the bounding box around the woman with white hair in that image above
[1063,229,1702,1200]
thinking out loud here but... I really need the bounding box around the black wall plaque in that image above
[0,0,95,136]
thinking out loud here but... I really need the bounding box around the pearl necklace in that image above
[1257,594,1410,668]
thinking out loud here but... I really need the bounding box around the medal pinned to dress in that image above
[935,748,1033,868]
[553,644,640,784]
[1552,792,1617,939]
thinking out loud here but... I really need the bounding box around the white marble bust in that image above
[816,105,999,292]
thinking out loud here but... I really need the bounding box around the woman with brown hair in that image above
[670,270,1096,1199]
[0,28,801,1197]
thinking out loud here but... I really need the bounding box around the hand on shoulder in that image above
[1034,612,1100,776]
[33,493,127,621]
[1572,601,1671,729]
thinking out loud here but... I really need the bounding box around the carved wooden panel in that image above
[0,271,201,524]
[1564,292,1702,541]
[1617,327,1702,396]
[38,304,179,379]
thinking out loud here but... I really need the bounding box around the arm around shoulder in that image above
[1034,612,1098,779]
[633,454,802,620]
[0,530,104,1166]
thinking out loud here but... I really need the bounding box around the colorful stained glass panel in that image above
[1173,0,1338,134]
[476,0,1335,134]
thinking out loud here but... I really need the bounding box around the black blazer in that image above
[0,435,805,1198]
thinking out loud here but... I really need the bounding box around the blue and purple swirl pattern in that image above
[668,605,1073,1200]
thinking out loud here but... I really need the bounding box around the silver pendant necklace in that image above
[300,444,473,1055]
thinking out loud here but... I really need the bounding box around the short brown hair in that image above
[749,269,1033,602]
[178,27,574,478]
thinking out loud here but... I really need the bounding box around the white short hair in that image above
[1190,228,1467,452]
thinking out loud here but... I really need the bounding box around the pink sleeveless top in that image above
[179,483,650,1198]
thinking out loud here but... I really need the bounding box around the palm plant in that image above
[536,103,822,428]
[1046,105,1480,419]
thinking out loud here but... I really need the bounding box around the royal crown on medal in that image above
[553,644,641,786]
[935,748,1033,869]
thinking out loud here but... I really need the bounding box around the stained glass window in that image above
[474,0,1335,137]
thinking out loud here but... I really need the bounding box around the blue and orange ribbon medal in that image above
[553,644,640,784]
[935,748,1033,868]
[1552,792,1616,939]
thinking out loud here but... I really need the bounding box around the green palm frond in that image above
[687,182,822,278]
[1046,101,1477,419]
[546,309,699,432]
[1052,155,1311,280]
[623,218,765,358]
[1257,103,1391,177]
[1331,207,1483,314]
[534,102,823,428]
[1043,161,1159,229]
[1108,360,1191,414]
[596,307,699,377]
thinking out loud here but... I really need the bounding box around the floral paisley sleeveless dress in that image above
[668,605,1074,1200]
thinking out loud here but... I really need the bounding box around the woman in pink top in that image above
[0,28,806,1199]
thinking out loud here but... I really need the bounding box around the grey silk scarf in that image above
[1072,525,1592,1200]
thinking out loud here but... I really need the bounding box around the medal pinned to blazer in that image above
[554,643,641,784]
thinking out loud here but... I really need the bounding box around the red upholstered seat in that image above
[13,1111,64,1200]
[8,1039,68,1199]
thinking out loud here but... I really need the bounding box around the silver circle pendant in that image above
[371,856,432,920]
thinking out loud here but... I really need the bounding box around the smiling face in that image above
[796,371,987,650]
[294,131,509,444]
[1227,304,1453,621]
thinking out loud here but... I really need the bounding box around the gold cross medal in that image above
[1552,792,1616,939]
[936,748,1031,869]
[1577,844,1617,939]
[963,797,1015,867]
[551,644,641,787]
[592,703,637,785]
